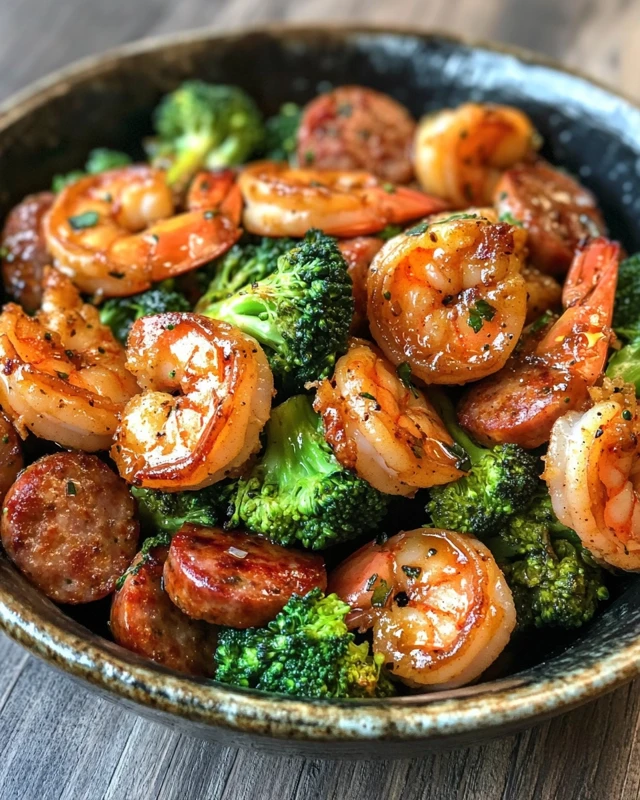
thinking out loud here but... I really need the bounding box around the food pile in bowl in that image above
[0,78,636,701]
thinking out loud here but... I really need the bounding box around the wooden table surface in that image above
[1,1,639,798]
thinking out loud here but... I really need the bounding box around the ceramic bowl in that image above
[1,25,640,758]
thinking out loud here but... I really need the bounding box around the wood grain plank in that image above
[0,1,639,799]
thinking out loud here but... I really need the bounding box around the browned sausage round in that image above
[0,412,22,504]
[1,452,139,603]
[494,162,605,275]
[1,192,54,312]
[111,546,217,676]
[338,236,384,333]
[297,86,416,184]
[164,525,327,628]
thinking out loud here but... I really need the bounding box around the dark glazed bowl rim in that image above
[1,23,640,745]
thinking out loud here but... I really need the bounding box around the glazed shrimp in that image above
[329,529,516,689]
[459,237,619,448]
[0,267,138,451]
[544,382,640,570]
[414,103,539,207]
[521,264,562,325]
[238,161,448,238]
[313,339,464,496]
[44,166,241,297]
[112,312,273,491]
[367,213,528,384]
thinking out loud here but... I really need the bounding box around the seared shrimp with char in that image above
[112,312,273,491]
[0,267,138,451]
[329,528,516,689]
[367,213,528,384]
[238,161,448,238]
[313,338,464,496]
[414,103,539,207]
[44,165,241,297]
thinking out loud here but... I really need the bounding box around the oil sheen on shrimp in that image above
[238,160,448,238]
[329,528,516,689]
[367,213,528,384]
[544,382,640,571]
[112,312,273,491]
[414,103,538,207]
[313,339,464,496]
[44,165,241,297]
[0,267,138,451]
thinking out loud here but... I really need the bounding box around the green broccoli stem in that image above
[206,291,286,349]
[427,387,485,466]
[261,395,334,492]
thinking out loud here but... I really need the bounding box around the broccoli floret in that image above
[195,236,295,309]
[200,229,353,392]
[486,491,609,629]
[214,589,396,698]
[52,148,132,192]
[612,253,640,337]
[263,102,302,162]
[147,80,264,188]
[132,484,233,535]
[607,254,640,391]
[228,394,388,549]
[99,279,190,343]
[426,389,541,537]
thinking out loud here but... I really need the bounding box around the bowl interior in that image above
[1,27,640,754]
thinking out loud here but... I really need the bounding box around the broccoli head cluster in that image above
[426,389,540,537]
[607,253,640,391]
[214,588,396,698]
[147,80,264,188]
[263,102,302,162]
[487,491,609,630]
[99,279,190,344]
[228,394,389,549]
[200,229,354,393]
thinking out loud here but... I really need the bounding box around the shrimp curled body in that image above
[313,339,464,496]
[44,166,241,297]
[368,214,528,384]
[112,312,273,491]
[238,161,448,238]
[0,268,138,451]
[329,528,516,689]
[545,387,640,571]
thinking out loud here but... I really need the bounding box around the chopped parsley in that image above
[468,299,497,333]
[66,480,77,496]
[68,211,99,230]
[396,362,419,398]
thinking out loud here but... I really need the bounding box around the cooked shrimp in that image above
[297,85,416,184]
[313,339,464,496]
[0,267,138,451]
[522,264,562,324]
[367,213,528,384]
[459,237,619,448]
[43,166,241,297]
[112,312,273,491]
[544,382,640,570]
[414,103,538,207]
[238,160,448,238]
[329,528,516,689]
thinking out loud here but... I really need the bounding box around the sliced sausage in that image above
[164,525,327,628]
[494,162,605,275]
[297,86,416,184]
[1,452,139,603]
[0,412,22,504]
[111,546,217,677]
[1,192,54,312]
[338,236,384,333]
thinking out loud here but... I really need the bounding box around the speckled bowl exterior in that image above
[1,26,640,758]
